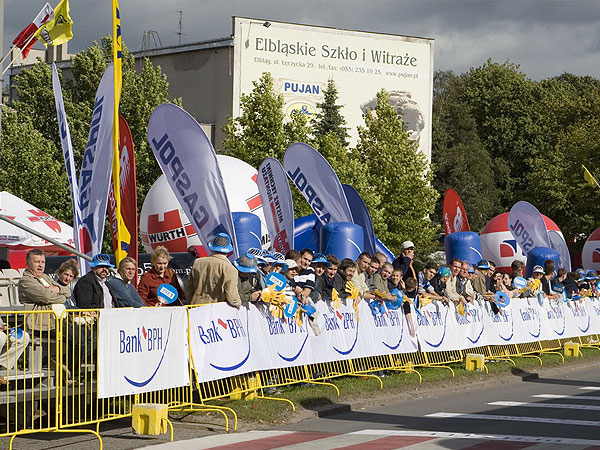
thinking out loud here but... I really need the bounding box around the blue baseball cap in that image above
[477,259,491,270]
[312,253,330,266]
[89,254,115,268]
[208,233,234,254]
[438,267,451,277]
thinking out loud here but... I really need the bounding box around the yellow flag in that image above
[112,0,130,264]
[583,164,599,188]
[33,0,73,47]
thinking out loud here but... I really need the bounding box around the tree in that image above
[221,72,287,168]
[431,70,503,231]
[6,37,179,250]
[356,90,438,253]
[313,78,349,147]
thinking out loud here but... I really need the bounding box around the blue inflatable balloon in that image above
[157,283,178,304]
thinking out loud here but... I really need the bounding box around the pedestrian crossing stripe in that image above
[489,400,600,410]
[426,411,600,426]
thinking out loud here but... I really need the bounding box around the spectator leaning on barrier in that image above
[234,252,261,305]
[400,277,417,338]
[373,252,388,266]
[18,249,70,331]
[106,257,145,308]
[392,241,417,280]
[446,259,474,304]
[334,258,358,300]
[365,256,381,292]
[315,254,340,300]
[184,233,241,308]
[309,253,330,301]
[295,249,316,300]
[138,246,186,306]
[73,254,120,309]
[430,266,450,301]
[511,260,525,282]
[418,262,438,295]
[373,262,393,294]
[352,252,375,300]
[387,268,405,293]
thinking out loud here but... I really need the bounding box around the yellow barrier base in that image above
[564,342,582,358]
[465,354,486,372]
[132,403,169,435]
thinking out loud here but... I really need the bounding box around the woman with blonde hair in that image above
[56,258,79,307]
[138,246,186,306]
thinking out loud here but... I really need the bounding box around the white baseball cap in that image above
[401,241,415,250]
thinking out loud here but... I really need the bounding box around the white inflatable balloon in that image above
[140,155,270,253]
[583,227,600,271]
[480,212,562,273]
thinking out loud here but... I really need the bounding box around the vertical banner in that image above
[507,201,551,255]
[342,184,376,255]
[257,157,294,253]
[283,142,353,225]
[548,230,571,272]
[51,63,82,260]
[442,188,470,235]
[97,307,190,398]
[108,116,138,275]
[77,63,115,267]
[147,103,238,257]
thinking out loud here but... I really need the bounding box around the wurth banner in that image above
[507,201,550,255]
[442,188,470,235]
[51,63,82,258]
[77,64,115,266]
[342,184,376,255]
[257,157,294,253]
[108,116,138,268]
[147,103,237,257]
[283,142,353,225]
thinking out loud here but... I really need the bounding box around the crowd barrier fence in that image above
[0,302,597,449]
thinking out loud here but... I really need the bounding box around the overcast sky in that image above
[3,0,600,80]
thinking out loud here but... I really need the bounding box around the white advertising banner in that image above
[188,299,417,383]
[98,307,190,398]
[232,17,434,160]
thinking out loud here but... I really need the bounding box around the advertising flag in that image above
[32,0,73,48]
[108,116,138,271]
[257,157,294,254]
[507,201,551,255]
[110,0,130,264]
[51,63,82,258]
[12,3,53,58]
[548,230,571,272]
[78,64,115,266]
[283,142,353,225]
[583,164,600,188]
[147,103,237,257]
[442,188,470,235]
[342,184,376,255]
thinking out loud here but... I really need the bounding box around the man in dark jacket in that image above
[74,254,119,309]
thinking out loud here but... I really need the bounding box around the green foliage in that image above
[431,70,503,231]
[6,37,177,251]
[221,72,287,167]
[313,78,349,147]
[356,90,438,254]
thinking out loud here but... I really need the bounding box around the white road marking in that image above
[426,412,600,426]
[533,394,600,400]
[350,429,600,446]
[579,386,600,391]
[489,400,600,410]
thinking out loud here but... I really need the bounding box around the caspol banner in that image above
[442,188,470,235]
[548,230,571,272]
[283,142,353,225]
[108,116,138,269]
[342,184,376,255]
[507,201,551,255]
[51,63,83,261]
[257,157,294,253]
[78,63,115,266]
[147,103,238,257]
[97,307,189,398]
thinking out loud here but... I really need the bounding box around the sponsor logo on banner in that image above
[546,301,566,336]
[376,309,406,350]
[500,240,518,258]
[568,301,590,333]
[490,305,514,341]
[323,301,359,355]
[197,309,250,371]
[120,314,173,387]
[455,303,485,344]
[286,102,317,117]
[287,166,332,224]
[519,303,541,338]
[256,306,308,362]
[594,248,600,263]
[415,306,449,348]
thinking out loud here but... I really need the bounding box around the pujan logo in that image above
[121,314,173,387]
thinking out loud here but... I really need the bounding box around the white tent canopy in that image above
[0,191,74,254]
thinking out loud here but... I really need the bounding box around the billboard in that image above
[232,17,434,161]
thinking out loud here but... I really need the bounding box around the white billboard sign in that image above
[233,17,434,161]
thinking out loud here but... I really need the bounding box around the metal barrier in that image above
[0,303,598,448]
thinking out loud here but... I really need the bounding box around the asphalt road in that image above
[4,363,600,449]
